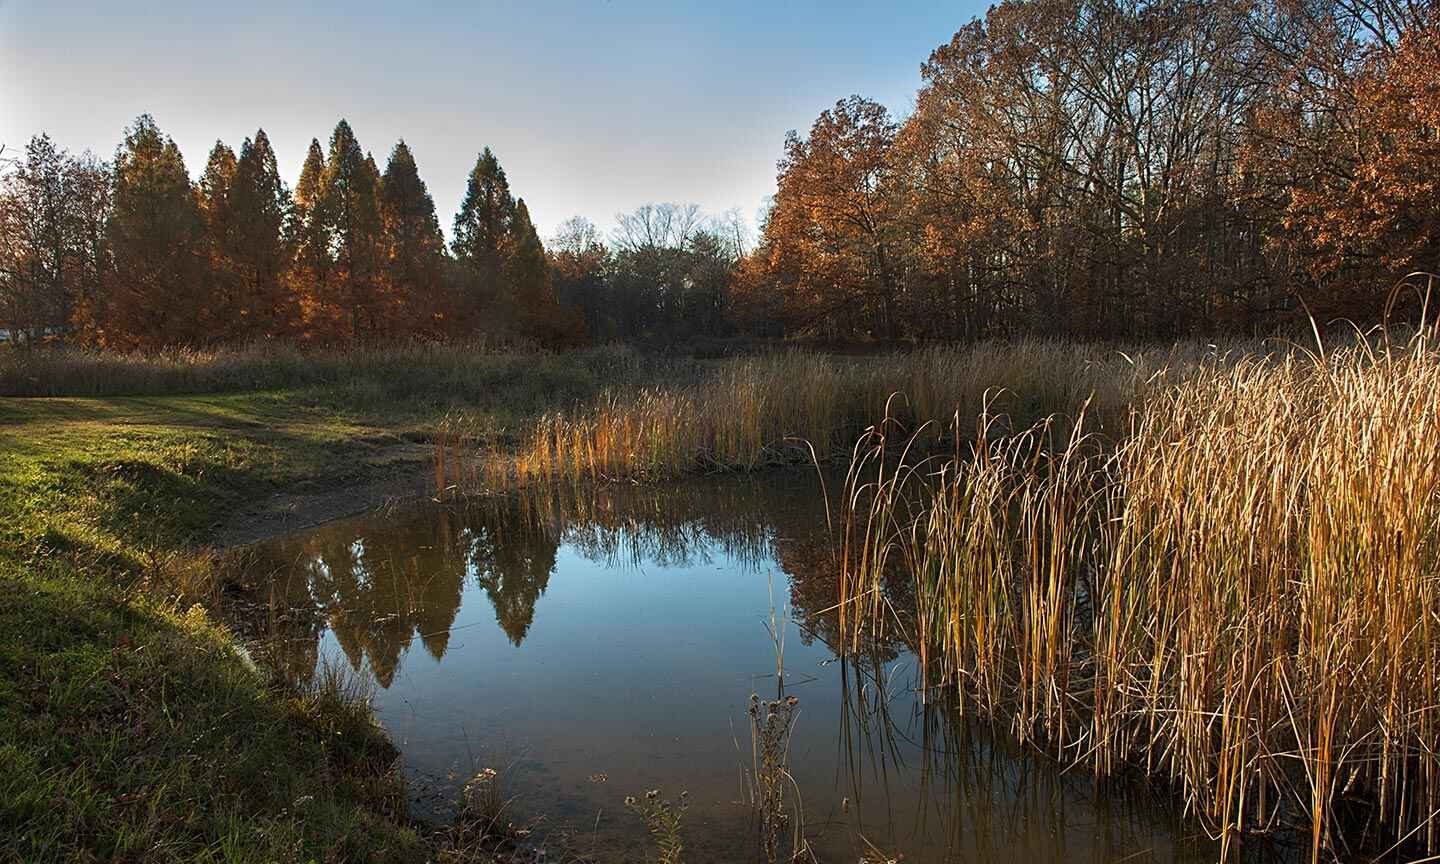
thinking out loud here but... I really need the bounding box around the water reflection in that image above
[240,473,1247,863]
[253,497,563,684]
[250,476,859,684]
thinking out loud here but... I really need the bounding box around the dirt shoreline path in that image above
[212,451,437,548]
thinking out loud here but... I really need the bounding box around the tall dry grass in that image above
[0,340,648,401]
[488,341,1209,484]
[838,330,1440,861]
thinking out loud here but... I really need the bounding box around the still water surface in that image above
[248,472,1226,862]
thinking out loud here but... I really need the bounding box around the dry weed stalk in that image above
[838,329,1440,862]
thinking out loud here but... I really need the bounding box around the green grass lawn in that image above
[0,370,608,863]
[0,392,444,863]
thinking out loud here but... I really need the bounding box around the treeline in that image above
[3,0,1437,349]
[548,204,746,345]
[0,117,585,348]
[739,0,1440,340]
[0,116,750,350]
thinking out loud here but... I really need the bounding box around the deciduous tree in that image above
[0,135,105,343]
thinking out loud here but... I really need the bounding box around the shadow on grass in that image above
[0,570,422,864]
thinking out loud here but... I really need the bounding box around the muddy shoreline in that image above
[212,455,436,547]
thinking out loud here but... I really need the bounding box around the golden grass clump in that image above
[484,341,1183,485]
[838,331,1440,861]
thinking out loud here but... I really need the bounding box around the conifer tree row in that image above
[0,116,581,349]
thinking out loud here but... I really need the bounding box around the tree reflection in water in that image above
[244,472,874,688]
[234,473,1239,863]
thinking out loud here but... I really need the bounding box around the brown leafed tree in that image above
[757,96,905,340]
[227,130,299,338]
[198,140,240,339]
[309,121,386,343]
[289,138,330,339]
[0,135,109,344]
[1247,2,1440,318]
[88,115,208,349]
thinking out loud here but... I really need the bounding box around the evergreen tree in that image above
[316,120,384,342]
[452,147,514,265]
[506,198,564,342]
[379,140,448,337]
[229,130,296,336]
[198,142,237,223]
[289,137,330,335]
[451,147,514,329]
[96,114,207,348]
[198,140,239,338]
[506,199,548,300]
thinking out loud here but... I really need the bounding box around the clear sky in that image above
[1,1,981,241]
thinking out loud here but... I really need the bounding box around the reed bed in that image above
[838,331,1440,861]
[486,341,1197,484]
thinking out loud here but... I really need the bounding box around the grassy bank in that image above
[0,398,428,862]
[0,348,660,862]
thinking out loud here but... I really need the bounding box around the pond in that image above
[243,471,1231,863]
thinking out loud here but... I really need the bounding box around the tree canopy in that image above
[3,0,1436,350]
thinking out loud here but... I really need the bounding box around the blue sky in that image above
[1,1,981,240]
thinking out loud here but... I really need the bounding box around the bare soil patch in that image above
[212,444,436,547]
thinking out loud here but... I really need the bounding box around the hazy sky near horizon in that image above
[1,1,980,241]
